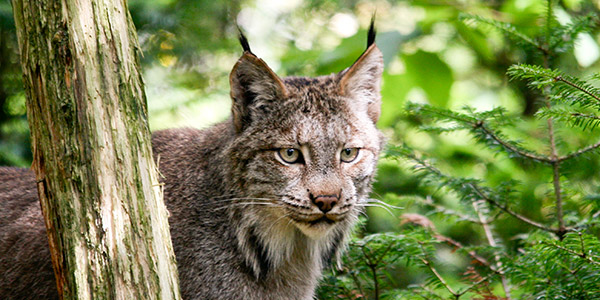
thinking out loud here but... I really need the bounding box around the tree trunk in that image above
[11,0,181,299]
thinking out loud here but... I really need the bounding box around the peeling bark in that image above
[11,0,181,299]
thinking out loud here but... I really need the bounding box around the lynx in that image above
[0,22,384,299]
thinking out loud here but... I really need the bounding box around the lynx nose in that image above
[311,194,339,213]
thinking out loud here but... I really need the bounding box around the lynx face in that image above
[273,117,380,239]
[228,43,384,241]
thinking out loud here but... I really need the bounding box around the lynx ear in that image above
[339,20,383,123]
[229,52,288,132]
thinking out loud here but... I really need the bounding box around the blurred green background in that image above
[2,0,600,296]
[3,0,599,163]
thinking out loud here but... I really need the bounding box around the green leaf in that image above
[402,51,453,108]
[459,13,540,50]
[379,73,412,127]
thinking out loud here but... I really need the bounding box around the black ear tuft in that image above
[367,15,376,49]
[238,26,253,54]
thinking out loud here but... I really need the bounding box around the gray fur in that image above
[0,41,384,299]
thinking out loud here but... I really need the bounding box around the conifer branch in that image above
[369,262,379,300]
[406,103,551,163]
[359,240,394,300]
[421,196,485,224]
[472,201,512,299]
[558,140,600,162]
[547,120,566,237]
[434,234,492,269]
[541,242,600,266]
[349,271,366,298]
[404,150,561,235]
[554,76,600,104]
[509,64,600,111]
[469,180,560,235]
[460,14,545,54]
[401,212,504,281]
[539,110,600,131]
[538,42,568,239]
[476,122,553,163]
[418,243,458,298]
[549,14,598,51]
[455,273,494,298]
[569,113,600,130]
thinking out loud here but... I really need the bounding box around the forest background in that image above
[2,0,600,298]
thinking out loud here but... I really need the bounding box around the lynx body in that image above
[0,26,384,299]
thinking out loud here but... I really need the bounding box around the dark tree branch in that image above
[541,242,600,266]
[477,123,553,163]
[559,140,600,162]
[418,243,458,299]
[554,75,600,104]
[469,183,562,235]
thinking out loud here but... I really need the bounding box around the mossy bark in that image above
[11,0,181,299]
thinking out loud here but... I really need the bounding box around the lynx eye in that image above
[277,148,302,164]
[340,148,360,163]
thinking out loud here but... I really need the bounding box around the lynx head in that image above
[226,21,383,276]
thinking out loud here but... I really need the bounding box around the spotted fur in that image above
[0,23,384,300]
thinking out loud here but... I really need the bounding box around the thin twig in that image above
[579,232,586,258]
[546,99,565,238]
[369,263,379,300]
[542,49,567,240]
[371,242,395,300]
[472,201,512,299]
[434,234,492,269]
[478,124,553,163]
[555,75,600,103]
[410,154,562,235]
[559,140,600,162]
[374,243,395,266]
[552,160,566,239]
[348,269,365,299]
[541,241,600,266]
[469,183,561,234]
[418,244,458,298]
[456,273,494,297]
[422,196,484,224]
[360,243,382,300]
[343,259,366,298]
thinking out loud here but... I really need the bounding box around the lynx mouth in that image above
[291,213,347,226]
[281,201,350,227]
[307,216,336,225]
[290,213,347,239]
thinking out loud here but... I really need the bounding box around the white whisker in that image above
[356,203,397,218]
[366,198,403,210]
[358,209,369,218]
[264,213,293,234]
[214,202,281,211]
[210,197,276,202]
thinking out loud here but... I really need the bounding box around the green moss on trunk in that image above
[11,0,181,298]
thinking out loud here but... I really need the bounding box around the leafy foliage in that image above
[460,13,541,51]
[319,229,441,300]
[0,1,29,166]
[317,1,600,299]
[508,232,600,299]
